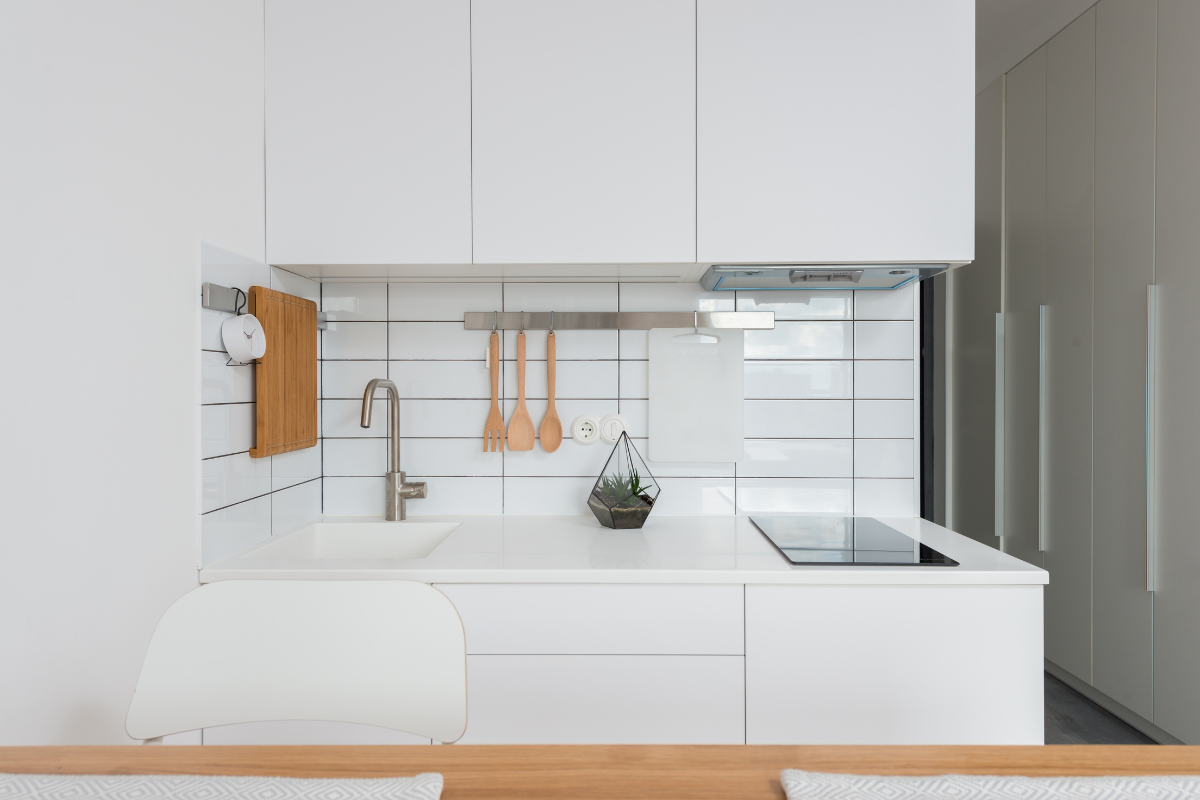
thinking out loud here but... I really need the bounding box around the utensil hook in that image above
[492,311,498,333]
[693,311,699,335]
[549,311,555,335]
[519,311,525,337]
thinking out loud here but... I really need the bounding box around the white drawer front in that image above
[458,655,744,744]
[435,583,743,655]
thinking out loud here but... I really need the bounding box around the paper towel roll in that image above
[222,313,267,364]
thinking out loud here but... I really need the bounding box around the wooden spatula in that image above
[540,330,563,452]
[507,331,536,451]
[484,331,504,452]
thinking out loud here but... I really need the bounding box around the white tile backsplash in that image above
[744,361,852,400]
[389,282,503,321]
[744,321,853,359]
[854,321,915,360]
[194,280,919,527]
[322,321,388,360]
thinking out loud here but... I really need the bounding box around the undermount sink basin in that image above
[248,520,461,560]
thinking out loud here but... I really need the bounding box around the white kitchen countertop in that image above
[200,515,1048,585]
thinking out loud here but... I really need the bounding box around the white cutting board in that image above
[648,328,744,462]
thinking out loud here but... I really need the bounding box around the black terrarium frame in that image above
[586,432,660,529]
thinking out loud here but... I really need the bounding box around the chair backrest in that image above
[126,580,467,743]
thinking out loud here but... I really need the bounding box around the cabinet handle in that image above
[1147,286,1157,592]
[1038,305,1048,552]
[995,313,1005,538]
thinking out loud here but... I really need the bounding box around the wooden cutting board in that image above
[248,286,318,458]
[648,328,744,462]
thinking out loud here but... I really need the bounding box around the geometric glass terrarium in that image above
[586,432,660,529]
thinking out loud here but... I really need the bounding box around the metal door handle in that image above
[1039,305,1048,552]
[995,312,1005,538]
[1147,286,1157,592]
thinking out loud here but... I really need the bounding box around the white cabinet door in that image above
[471,0,696,264]
[457,655,745,744]
[266,0,472,265]
[697,0,973,264]
[745,585,1043,744]
[435,583,743,654]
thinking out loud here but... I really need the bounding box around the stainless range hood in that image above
[700,264,951,291]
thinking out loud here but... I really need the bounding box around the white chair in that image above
[126,580,467,744]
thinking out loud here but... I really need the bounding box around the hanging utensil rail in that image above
[464,311,774,330]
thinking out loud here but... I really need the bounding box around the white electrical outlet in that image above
[598,413,628,445]
[571,414,601,445]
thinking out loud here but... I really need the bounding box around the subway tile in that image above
[652,478,736,515]
[391,322,495,360]
[389,282,503,321]
[739,439,854,478]
[201,402,256,458]
[745,361,851,399]
[504,439,613,477]
[323,398,387,438]
[271,267,320,303]
[323,477,386,516]
[201,452,272,513]
[855,283,916,320]
[619,361,648,399]
[402,438,504,477]
[619,329,649,359]
[744,400,853,438]
[735,478,854,515]
[504,329,617,360]
[854,478,916,516]
[505,399,621,439]
[503,360,617,400]
[854,439,916,479]
[633,439,735,478]
[272,479,322,536]
[619,399,648,437]
[506,282,618,312]
[323,360,387,400]
[505,477,597,514]
[322,283,386,320]
[854,321,915,360]
[390,360,492,399]
[322,321,387,360]
[402,399,494,437]
[618,283,734,312]
[736,291,853,320]
[201,494,271,567]
[272,445,321,491]
[854,360,915,399]
[406,477,503,515]
[745,321,852,359]
[854,400,916,439]
[201,351,254,404]
[323,438,388,477]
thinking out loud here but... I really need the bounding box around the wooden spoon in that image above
[507,331,535,451]
[540,331,563,452]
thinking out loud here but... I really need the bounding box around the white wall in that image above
[0,1,264,744]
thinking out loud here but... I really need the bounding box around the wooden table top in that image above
[2,745,1198,800]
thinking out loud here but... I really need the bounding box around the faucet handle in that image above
[400,481,427,499]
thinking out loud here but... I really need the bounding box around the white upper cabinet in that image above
[265,0,472,265]
[697,0,974,264]
[471,0,696,265]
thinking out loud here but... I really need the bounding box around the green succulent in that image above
[598,469,653,502]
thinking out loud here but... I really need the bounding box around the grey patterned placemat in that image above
[0,772,443,800]
[782,768,1200,799]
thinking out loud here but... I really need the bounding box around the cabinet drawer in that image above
[434,584,743,654]
[458,655,744,744]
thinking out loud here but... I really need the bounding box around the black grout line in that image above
[201,476,321,517]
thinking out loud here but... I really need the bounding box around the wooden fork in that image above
[484,331,505,452]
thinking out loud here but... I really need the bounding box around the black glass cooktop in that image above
[750,516,959,566]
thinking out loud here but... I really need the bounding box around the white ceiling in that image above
[976,0,1099,93]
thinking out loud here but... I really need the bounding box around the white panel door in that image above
[746,585,1043,744]
[471,0,696,264]
[457,655,745,744]
[697,0,974,264]
[266,0,472,265]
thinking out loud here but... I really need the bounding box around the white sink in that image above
[248,520,461,560]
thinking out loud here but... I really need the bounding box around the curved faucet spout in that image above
[361,378,401,476]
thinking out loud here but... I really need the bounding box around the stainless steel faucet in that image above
[360,378,427,520]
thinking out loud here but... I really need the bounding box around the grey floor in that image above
[1044,673,1157,744]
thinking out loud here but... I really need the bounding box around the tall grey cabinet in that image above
[968,0,1200,744]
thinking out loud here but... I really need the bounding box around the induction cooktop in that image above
[750,516,959,566]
